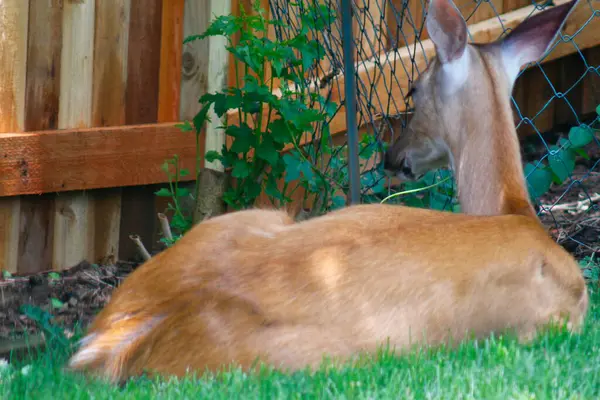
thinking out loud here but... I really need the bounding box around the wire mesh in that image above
[269,0,600,260]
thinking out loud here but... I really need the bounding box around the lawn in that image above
[2,287,599,400]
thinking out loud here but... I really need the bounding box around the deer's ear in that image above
[500,0,578,85]
[426,0,468,64]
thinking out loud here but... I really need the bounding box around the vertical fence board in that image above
[203,0,232,171]
[355,0,384,61]
[17,196,54,274]
[554,53,586,128]
[158,0,185,123]
[93,0,130,128]
[516,62,558,137]
[0,0,29,273]
[125,1,162,124]
[24,1,62,133]
[19,1,62,274]
[582,45,600,116]
[0,199,21,274]
[53,0,95,270]
[388,0,429,49]
[180,0,210,121]
[119,0,163,261]
[91,0,131,264]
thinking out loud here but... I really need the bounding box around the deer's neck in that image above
[450,54,538,221]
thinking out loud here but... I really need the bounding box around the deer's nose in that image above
[383,151,398,172]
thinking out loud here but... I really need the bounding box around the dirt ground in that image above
[1,130,598,349]
[0,261,138,344]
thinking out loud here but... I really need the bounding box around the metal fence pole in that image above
[340,0,361,205]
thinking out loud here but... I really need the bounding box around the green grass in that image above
[2,288,600,400]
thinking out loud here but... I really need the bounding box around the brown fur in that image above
[69,206,587,382]
[68,0,587,383]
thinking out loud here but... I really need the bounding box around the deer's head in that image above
[383,0,578,182]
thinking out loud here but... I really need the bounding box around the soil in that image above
[0,261,138,346]
[0,127,598,355]
[521,127,600,260]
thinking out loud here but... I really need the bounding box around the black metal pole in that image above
[340,0,361,205]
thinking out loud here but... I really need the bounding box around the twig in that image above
[544,193,600,212]
[129,235,151,261]
[82,271,115,289]
[157,213,173,241]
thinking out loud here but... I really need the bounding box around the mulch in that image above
[0,261,138,344]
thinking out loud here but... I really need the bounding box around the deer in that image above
[68,0,588,384]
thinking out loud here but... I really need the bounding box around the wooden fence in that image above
[0,0,599,275]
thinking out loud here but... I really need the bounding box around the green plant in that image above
[154,154,193,243]
[19,304,69,348]
[525,115,599,199]
[184,1,338,213]
[580,254,600,286]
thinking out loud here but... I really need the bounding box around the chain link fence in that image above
[269,0,600,260]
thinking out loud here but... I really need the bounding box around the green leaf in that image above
[171,214,192,233]
[331,195,346,210]
[245,180,262,200]
[430,191,451,211]
[48,272,60,281]
[265,175,285,201]
[226,123,253,139]
[200,91,243,117]
[232,159,251,178]
[568,125,594,148]
[230,136,255,153]
[548,146,576,183]
[596,103,600,116]
[269,119,292,144]
[51,298,64,309]
[574,147,590,160]
[2,270,13,279]
[524,162,553,197]
[226,123,255,153]
[256,137,279,165]
[283,153,302,182]
[558,137,572,150]
[174,188,191,197]
[205,150,222,163]
[155,188,173,197]
[184,15,240,43]
[179,168,191,178]
[193,103,212,133]
[175,121,193,132]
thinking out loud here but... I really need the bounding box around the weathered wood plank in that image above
[0,0,29,273]
[119,0,163,261]
[180,0,210,121]
[125,0,162,124]
[158,0,185,123]
[581,45,600,116]
[91,0,131,264]
[53,0,96,271]
[19,0,62,274]
[17,194,54,274]
[203,0,232,171]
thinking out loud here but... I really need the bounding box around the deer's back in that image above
[80,205,587,380]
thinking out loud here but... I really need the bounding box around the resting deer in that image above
[68,0,587,383]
